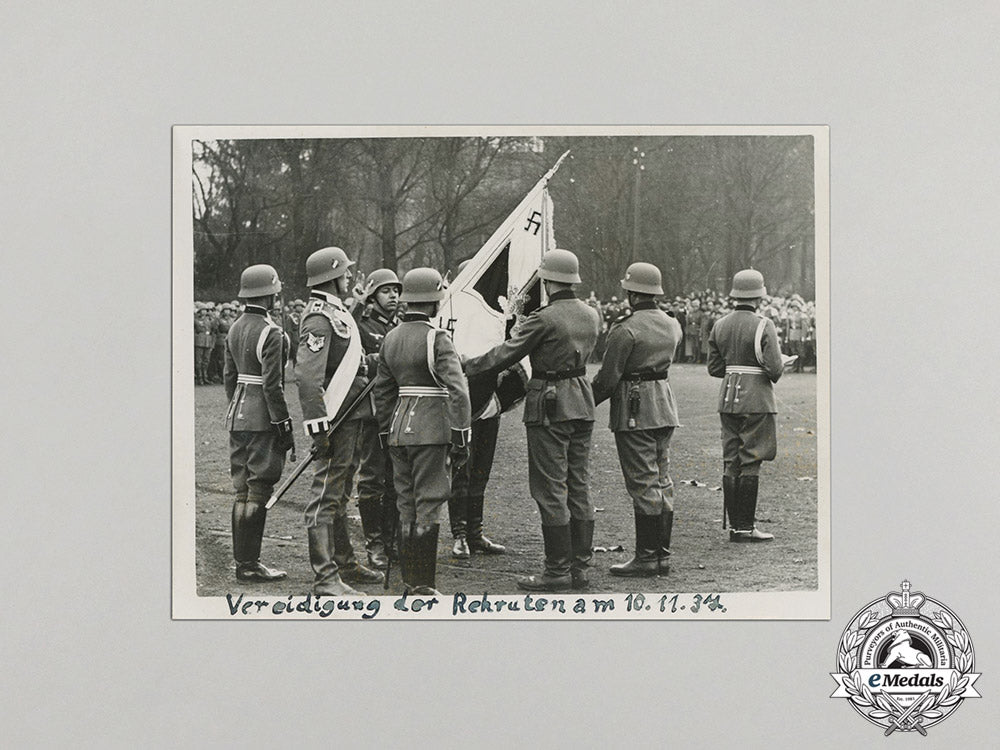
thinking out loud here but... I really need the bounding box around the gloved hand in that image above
[274,418,295,454]
[449,428,471,470]
[449,444,470,471]
[311,431,333,458]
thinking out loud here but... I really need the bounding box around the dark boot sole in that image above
[516,576,572,592]
[236,571,287,582]
[608,567,667,577]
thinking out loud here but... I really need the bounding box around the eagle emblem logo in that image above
[305,332,326,352]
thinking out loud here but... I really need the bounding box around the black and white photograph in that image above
[172,126,829,619]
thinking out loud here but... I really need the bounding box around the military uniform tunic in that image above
[296,290,370,527]
[350,304,399,533]
[592,300,682,516]
[707,304,784,475]
[223,305,291,498]
[464,289,600,526]
[373,312,471,526]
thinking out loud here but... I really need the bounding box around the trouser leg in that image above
[565,420,595,522]
[448,458,470,557]
[233,432,286,581]
[354,420,388,569]
[466,417,504,554]
[526,424,571,526]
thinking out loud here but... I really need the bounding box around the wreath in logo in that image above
[832,581,980,735]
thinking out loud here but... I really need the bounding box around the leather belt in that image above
[623,370,669,382]
[536,366,586,382]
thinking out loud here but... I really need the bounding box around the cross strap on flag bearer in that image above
[438,150,569,415]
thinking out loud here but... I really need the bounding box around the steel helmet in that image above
[400,267,446,303]
[238,264,282,298]
[538,248,581,284]
[306,246,354,287]
[363,268,402,296]
[729,269,767,299]
[620,262,663,296]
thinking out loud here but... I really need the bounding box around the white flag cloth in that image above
[437,152,568,359]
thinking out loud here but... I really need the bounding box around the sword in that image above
[883,690,931,736]
[265,378,378,509]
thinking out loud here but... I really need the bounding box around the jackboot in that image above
[332,514,384,584]
[308,525,363,596]
[358,498,389,570]
[467,494,505,554]
[397,522,413,587]
[381,491,400,562]
[722,475,737,530]
[517,524,572,592]
[569,518,595,589]
[234,497,286,582]
[406,523,442,596]
[451,533,471,559]
[659,509,674,561]
[729,475,774,543]
[610,511,665,577]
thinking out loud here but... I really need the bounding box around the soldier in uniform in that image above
[210,303,233,383]
[464,249,600,592]
[194,304,214,385]
[373,268,471,596]
[684,299,702,363]
[349,268,402,570]
[592,262,682,577]
[707,269,785,542]
[223,265,294,581]
[296,247,384,596]
[284,299,304,370]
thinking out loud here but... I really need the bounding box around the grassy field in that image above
[193,363,818,596]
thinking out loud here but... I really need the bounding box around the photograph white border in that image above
[172,124,830,620]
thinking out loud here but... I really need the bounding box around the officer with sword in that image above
[296,246,384,595]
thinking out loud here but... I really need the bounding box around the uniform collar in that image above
[632,300,657,312]
[548,289,577,302]
[310,289,344,309]
[402,312,431,322]
[735,304,756,311]
[244,305,268,316]
[371,306,395,325]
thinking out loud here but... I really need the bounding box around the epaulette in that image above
[303,298,351,339]
[304,298,328,317]
[615,309,633,324]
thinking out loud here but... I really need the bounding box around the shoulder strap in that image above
[255,320,282,364]
[753,316,767,365]
[426,326,444,387]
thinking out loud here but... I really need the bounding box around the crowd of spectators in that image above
[194,285,816,385]
[192,298,300,384]
[585,289,817,371]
